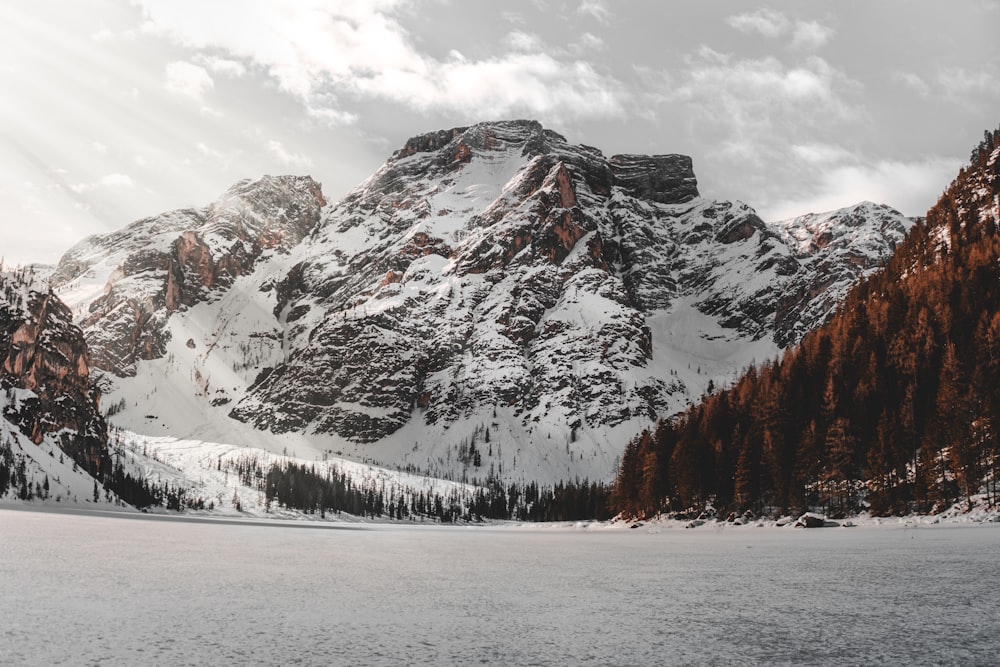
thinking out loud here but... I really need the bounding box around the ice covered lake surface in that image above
[3,508,999,666]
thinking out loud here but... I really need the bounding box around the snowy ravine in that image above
[3,508,999,666]
[48,120,912,486]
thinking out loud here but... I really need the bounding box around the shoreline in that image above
[3,499,999,533]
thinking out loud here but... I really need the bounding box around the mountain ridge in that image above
[46,120,912,484]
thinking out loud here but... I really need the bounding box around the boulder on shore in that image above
[794,512,832,528]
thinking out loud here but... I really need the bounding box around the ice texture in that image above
[3,508,999,666]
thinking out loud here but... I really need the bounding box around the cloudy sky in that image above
[2,0,998,266]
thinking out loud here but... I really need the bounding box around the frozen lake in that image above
[2,509,999,666]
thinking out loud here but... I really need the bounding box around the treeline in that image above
[612,128,1000,520]
[228,455,611,522]
[2,424,611,521]
[106,434,194,510]
[0,427,190,509]
[0,438,38,500]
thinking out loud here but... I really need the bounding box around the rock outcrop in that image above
[1,270,108,475]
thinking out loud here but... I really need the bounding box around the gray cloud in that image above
[2,0,998,266]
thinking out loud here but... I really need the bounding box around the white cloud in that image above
[422,54,625,119]
[199,105,224,119]
[789,142,855,166]
[501,11,524,25]
[577,32,606,53]
[90,26,114,42]
[165,61,214,100]
[691,45,730,66]
[674,53,858,131]
[727,10,833,50]
[577,0,610,24]
[936,66,998,97]
[194,54,246,78]
[100,173,133,187]
[266,140,312,168]
[665,50,862,199]
[765,157,963,220]
[505,30,543,52]
[68,173,134,194]
[305,105,359,127]
[726,8,790,38]
[792,21,834,49]
[136,0,627,121]
[92,141,108,155]
[196,142,224,160]
[893,71,930,97]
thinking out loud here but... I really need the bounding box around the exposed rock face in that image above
[51,121,912,482]
[0,271,108,475]
[50,175,325,376]
[609,154,698,205]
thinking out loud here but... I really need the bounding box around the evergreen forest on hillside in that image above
[612,129,1000,520]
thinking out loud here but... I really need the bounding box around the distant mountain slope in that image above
[52,175,325,376]
[770,201,912,345]
[49,120,911,484]
[611,128,1000,519]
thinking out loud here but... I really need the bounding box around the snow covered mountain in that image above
[50,120,912,484]
[770,201,913,345]
[52,175,325,377]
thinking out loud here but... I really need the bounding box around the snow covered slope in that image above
[52,175,325,376]
[770,201,913,344]
[49,120,912,484]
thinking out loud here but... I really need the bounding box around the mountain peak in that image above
[391,120,566,162]
[222,174,325,203]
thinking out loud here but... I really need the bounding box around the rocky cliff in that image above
[1,268,108,477]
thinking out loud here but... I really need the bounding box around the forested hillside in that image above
[612,129,1000,519]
